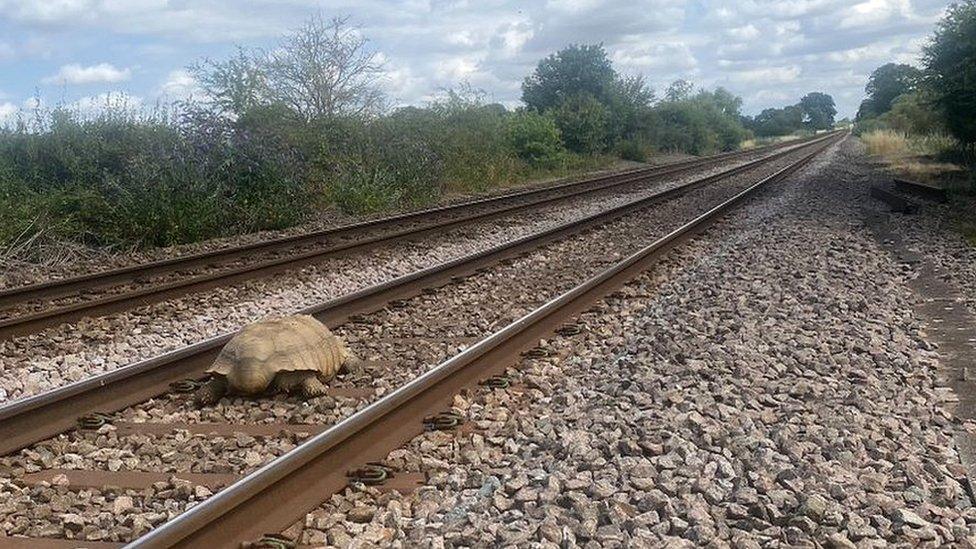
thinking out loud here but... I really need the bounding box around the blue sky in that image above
[0,0,952,122]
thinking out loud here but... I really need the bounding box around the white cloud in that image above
[43,62,131,85]
[160,69,198,98]
[726,24,760,41]
[0,101,16,122]
[0,0,953,118]
[729,66,802,85]
[436,56,481,81]
[545,0,606,14]
[838,0,917,28]
[612,42,698,72]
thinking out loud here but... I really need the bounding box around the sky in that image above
[0,0,953,123]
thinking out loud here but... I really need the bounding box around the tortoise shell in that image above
[208,315,348,394]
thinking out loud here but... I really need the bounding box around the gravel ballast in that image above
[288,136,976,547]
[0,144,823,542]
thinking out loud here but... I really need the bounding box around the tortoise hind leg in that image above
[298,375,328,399]
[194,377,228,407]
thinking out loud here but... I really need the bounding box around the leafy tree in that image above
[651,100,711,153]
[552,94,609,154]
[923,0,976,145]
[693,91,750,150]
[648,87,750,154]
[865,63,922,115]
[884,91,944,134]
[799,92,837,130]
[604,75,655,143]
[751,105,803,136]
[708,87,743,117]
[855,98,877,121]
[521,44,616,112]
[665,79,695,102]
[189,47,268,116]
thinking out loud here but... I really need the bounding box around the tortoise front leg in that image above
[193,376,228,407]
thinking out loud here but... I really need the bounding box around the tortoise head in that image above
[227,359,274,394]
[224,338,276,395]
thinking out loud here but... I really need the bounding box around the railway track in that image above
[0,132,842,548]
[0,135,823,341]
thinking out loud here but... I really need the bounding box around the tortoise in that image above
[194,315,356,406]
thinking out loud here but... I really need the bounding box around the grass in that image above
[861,129,965,184]
[860,129,976,246]
[740,132,812,150]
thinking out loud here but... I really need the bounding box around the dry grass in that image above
[740,134,799,150]
[861,130,912,158]
[861,130,964,184]
[897,161,966,183]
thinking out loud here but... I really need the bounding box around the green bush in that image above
[650,101,713,154]
[614,139,647,162]
[552,94,609,154]
[0,102,311,251]
[325,116,442,214]
[431,95,515,192]
[506,111,565,168]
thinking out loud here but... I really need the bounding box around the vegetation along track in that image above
[0,135,825,341]
[0,132,842,547]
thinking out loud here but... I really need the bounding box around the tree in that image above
[604,75,655,143]
[189,15,386,122]
[264,15,386,120]
[708,87,743,117]
[189,47,268,116]
[521,44,616,112]
[865,63,922,115]
[647,86,750,154]
[855,98,877,121]
[799,92,837,130]
[751,105,803,136]
[884,91,944,134]
[665,79,695,102]
[923,0,976,145]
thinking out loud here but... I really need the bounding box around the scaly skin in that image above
[299,376,328,399]
[193,376,228,407]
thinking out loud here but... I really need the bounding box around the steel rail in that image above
[127,132,843,549]
[0,133,840,456]
[0,136,824,342]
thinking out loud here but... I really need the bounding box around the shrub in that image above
[552,94,609,154]
[325,116,442,214]
[614,139,647,162]
[506,111,565,168]
[650,101,713,154]
[429,93,515,192]
[0,101,312,250]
